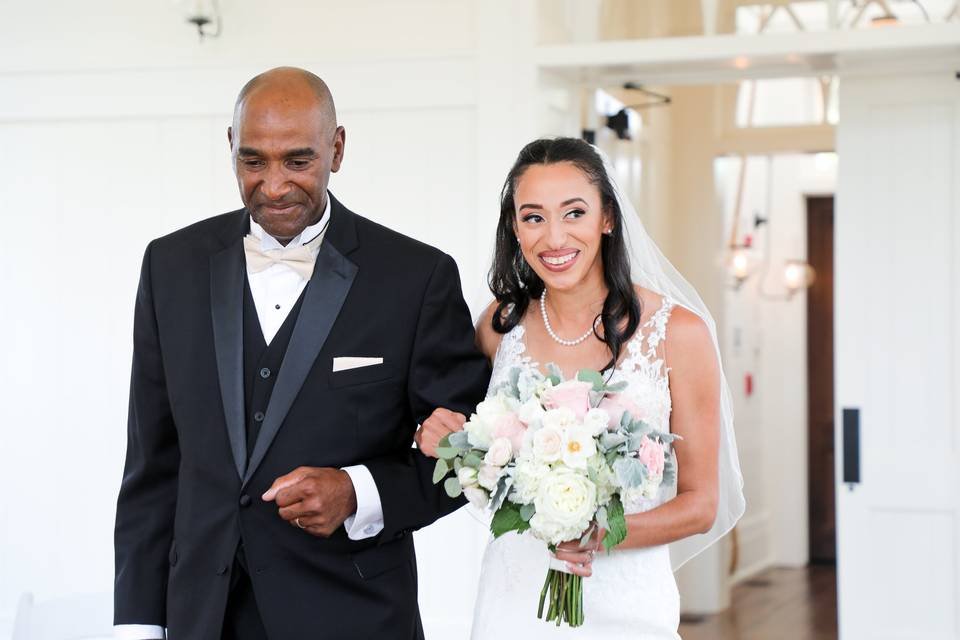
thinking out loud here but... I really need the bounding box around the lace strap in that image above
[642,297,676,358]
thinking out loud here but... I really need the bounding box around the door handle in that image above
[842,408,860,489]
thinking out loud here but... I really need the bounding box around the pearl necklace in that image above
[539,290,600,347]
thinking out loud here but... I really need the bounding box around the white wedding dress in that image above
[470,296,682,640]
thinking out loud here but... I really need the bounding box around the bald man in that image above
[113,68,489,640]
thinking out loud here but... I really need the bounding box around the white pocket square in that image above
[332,357,384,372]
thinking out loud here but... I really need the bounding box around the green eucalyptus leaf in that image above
[432,458,450,484]
[463,451,483,469]
[435,446,460,460]
[444,477,463,498]
[605,380,628,393]
[576,369,605,392]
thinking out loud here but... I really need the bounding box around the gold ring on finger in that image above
[295,517,305,529]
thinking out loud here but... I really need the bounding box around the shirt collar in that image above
[249,192,331,251]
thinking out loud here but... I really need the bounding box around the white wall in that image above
[0,1,541,635]
[716,153,837,578]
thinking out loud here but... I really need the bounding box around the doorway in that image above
[806,195,836,565]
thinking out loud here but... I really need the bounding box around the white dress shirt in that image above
[115,196,384,639]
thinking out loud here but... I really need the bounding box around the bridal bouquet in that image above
[432,365,679,628]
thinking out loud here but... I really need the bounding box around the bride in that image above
[416,138,744,638]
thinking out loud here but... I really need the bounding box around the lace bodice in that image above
[490,296,676,432]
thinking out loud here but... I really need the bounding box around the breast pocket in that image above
[329,361,400,388]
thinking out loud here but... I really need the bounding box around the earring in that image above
[603,228,613,235]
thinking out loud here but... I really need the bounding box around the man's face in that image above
[228,94,344,243]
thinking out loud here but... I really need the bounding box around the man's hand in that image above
[262,467,358,537]
[414,407,466,458]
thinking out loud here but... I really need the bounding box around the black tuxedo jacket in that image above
[114,195,490,639]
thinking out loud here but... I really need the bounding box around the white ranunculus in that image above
[484,437,513,467]
[477,464,502,491]
[541,407,577,433]
[463,486,490,509]
[457,466,478,488]
[583,408,611,437]
[532,426,564,463]
[510,455,551,503]
[517,397,546,426]
[562,425,598,469]
[529,468,597,545]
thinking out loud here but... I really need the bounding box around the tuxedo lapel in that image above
[242,198,359,487]
[210,216,249,481]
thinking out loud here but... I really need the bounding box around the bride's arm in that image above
[616,306,721,550]
[414,301,502,457]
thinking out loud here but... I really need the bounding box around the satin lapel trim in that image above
[210,240,248,480]
[242,241,359,487]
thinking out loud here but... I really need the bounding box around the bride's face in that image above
[513,162,610,292]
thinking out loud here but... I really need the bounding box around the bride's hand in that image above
[414,407,466,458]
[554,526,606,578]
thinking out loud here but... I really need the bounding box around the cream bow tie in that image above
[243,231,325,280]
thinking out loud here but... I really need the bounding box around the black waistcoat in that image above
[242,278,308,458]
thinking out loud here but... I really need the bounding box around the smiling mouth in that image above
[540,251,579,265]
[538,250,580,271]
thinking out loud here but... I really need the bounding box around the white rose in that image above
[529,468,597,545]
[517,397,546,426]
[463,486,490,509]
[484,437,513,467]
[510,455,551,503]
[477,464,502,491]
[466,394,511,449]
[542,407,577,432]
[532,426,563,463]
[457,466,478,488]
[583,408,610,436]
[562,425,598,469]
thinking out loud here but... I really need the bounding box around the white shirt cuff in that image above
[341,464,384,540]
[114,625,166,639]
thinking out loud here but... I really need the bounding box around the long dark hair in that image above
[488,137,641,371]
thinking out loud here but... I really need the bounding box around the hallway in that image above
[679,566,837,640]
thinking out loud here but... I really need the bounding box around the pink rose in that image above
[493,413,527,453]
[543,380,593,420]
[637,436,665,477]
[599,392,647,429]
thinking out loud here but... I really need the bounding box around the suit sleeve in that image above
[363,253,490,541]
[113,242,180,625]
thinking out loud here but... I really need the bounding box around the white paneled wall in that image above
[0,1,540,635]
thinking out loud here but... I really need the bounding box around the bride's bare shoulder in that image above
[632,285,665,322]
[631,284,708,346]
